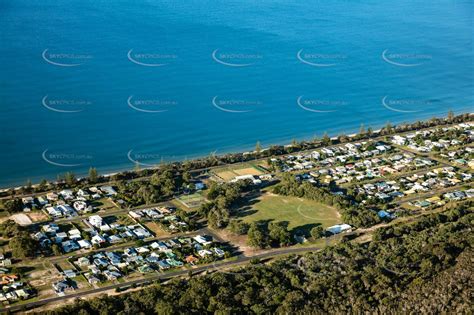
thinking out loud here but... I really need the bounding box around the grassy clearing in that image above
[55,260,73,272]
[92,198,119,212]
[143,222,170,238]
[238,193,340,235]
[400,202,418,211]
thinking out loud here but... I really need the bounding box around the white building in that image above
[326,224,352,235]
[89,215,103,228]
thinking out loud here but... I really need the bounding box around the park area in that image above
[238,192,341,235]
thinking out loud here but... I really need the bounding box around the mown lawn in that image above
[239,193,341,234]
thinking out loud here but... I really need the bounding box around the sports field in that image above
[212,163,267,182]
[239,192,341,234]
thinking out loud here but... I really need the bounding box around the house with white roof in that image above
[89,215,103,228]
[78,239,92,249]
[100,186,117,196]
[91,235,106,245]
[60,189,74,200]
[193,235,212,246]
[326,224,352,235]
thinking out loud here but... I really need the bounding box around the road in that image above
[0,245,323,313]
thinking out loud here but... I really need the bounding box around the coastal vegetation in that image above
[2,113,471,198]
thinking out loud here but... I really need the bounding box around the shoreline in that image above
[1,110,472,190]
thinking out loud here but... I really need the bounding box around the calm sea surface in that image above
[0,0,473,187]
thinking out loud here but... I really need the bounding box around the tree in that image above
[268,221,291,247]
[367,127,373,137]
[247,222,268,248]
[134,162,141,172]
[447,110,454,122]
[384,121,393,134]
[155,301,175,315]
[255,141,262,154]
[88,167,99,183]
[359,123,365,135]
[25,179,33,193]
[3,198,23,213]
[64,172,76,186]
[137,185,159,204]
[322,132,330,145]
[310,226,324,239]
[0,220,24,237]
[228,220,250,235]
[208,206,229,229]
[150,169,177,197]
[9,233,37,258]
[182,170,192,183]
[38,179,49,191]
[51,244,62,256]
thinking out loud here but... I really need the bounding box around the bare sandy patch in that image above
[215,170,238,181]
[28,211,49,222]
[10,213,32,226]
[233,167,263,176]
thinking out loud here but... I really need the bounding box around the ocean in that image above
[0,0,473,187]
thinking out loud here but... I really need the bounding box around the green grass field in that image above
[239,193,341,235]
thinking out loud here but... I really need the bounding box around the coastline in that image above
[1,110,472,190]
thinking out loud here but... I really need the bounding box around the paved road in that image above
[0,245,322,313]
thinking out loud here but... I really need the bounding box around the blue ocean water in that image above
[0,0,473,187]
